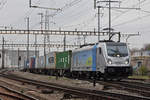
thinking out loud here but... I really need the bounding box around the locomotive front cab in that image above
[104,42,133,78]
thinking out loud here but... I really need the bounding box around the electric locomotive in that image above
[71,40,132,80]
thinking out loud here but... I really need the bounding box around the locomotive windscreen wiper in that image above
[107,45,128,57]
[108,48,121,57]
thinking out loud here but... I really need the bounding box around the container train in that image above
[25,40,133,80]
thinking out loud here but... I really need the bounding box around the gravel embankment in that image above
[10,71,104,90]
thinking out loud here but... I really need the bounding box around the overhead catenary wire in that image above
[28,0,149,32]
[54,0,107,30]
[50,0,89,26]
[101,0,148,29]
[25,0,86,30]
[6,0,149,31]
[12,0,42,28]
[0,0,7,10]
[112,12,150,27]
[1,0,150,48]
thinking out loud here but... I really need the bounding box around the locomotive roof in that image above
[73,41,127,52]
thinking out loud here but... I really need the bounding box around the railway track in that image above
[112,79,150,97]
[0,84,37,100]
[127,78,148,81]
[0,69,38,100]
[0,68,9,74]
[72,77,150,99]
[124,78,150,87]
[1,73,150,100]
[96,80,150,97]
[117,80,150,91]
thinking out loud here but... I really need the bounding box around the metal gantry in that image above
[0,43,80,48]
[95,0,140,39]
[0,29,115,36]
[29,0,61,11]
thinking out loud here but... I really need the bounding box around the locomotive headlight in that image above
[125,59,129,64]
[125,61,128,64]
[107,59,112,64]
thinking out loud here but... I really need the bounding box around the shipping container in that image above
[46,52,56,69]
[25,60,29,68]
[56,51,72,69]
[29,57,36,68]
[37,56,45,68]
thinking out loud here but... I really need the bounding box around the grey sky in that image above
[0,0,150,50]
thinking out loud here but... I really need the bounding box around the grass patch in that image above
[128,76,150,80]
[48,76,56,79]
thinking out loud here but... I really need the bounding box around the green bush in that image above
[138,66,148,75]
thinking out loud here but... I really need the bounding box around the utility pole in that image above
[11,42,13,67]
[34,32,37,67]
[38,12,43,68]
[38,13,44,31]
[44,10,48,68]
[64,33,66,51]
[18,48,20,69]
[35,12,44,62]
[45,10,51,52]
[95,0,140,40]
[83,35,86,45]
[95,2,103,42]
[98,6,100,42]
[75,29,81,46]
[26,17,30,68]
[109,0,111,38]
[59,28,66,51]
[2,37,4,69]
[44,35,46,68]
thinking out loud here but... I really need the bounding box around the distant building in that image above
[0,49,39,68]
[132,51,150,57]
[131,50,150,70]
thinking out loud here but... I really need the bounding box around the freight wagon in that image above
[56,50,72,76]
[29,57,36,69]
[27,51,72,76]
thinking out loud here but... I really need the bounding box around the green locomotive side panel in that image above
[56,51,72,69]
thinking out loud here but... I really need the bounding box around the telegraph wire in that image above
[49,0,83,17]
[48,0,91,29]
[139,9,150,14]
[102,0,147,29]
[0,0,7,10]
[61,13,97,29]
[27,0,85,30]
[112,13,150,27]
[12,0,42,28]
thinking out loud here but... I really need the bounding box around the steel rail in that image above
[74,77,150,98]
[125,79,150,87]
[0,74,120,100]
[2,74,150,100]
[0,85,37,100]
[96,80,150,97]
[117,80,150,91]
[0,92,25,100]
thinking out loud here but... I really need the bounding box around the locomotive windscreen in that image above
[106,43,128,57]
